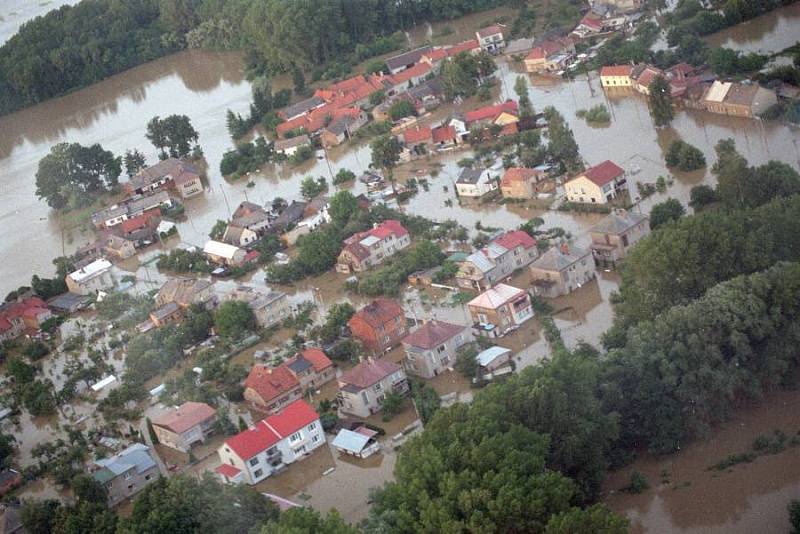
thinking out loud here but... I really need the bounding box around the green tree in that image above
[789,500,800,534]
[328,191,359,226]
[665,140,706,171]
[159,0,199,35]
[544,107,581,171]
[319,302,355,344]
[146,417,159,444]
[515,75,534,117]
[214,301,256,340]
[209,219,227,240]
[387,100,416,121]
[370,135,403,179]
[146,115,199,159]
[300,176,328,200]
[261,507,358,534]
[333,168,356,185]
[544,505,629,534]
[70,474,108,504]
[648,75,674,127]
[689,184,717,210]
[649,198,686,229]
[441,55,476,100]
[21,500,60,534]
[124,149,147,177]
[35,143,121,210]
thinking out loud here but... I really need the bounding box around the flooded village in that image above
[1,0,800,532]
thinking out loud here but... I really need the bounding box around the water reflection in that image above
[705,3,800,54]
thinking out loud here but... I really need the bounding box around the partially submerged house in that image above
[151,401,217,453]
[336,220,410,273]
[224,286,290,328]
[66,259,115,295]
[337,358,409,417]
[244,364,303,414]
[455,167,499,198]
[90,444,160,506]
[402,320,472,379]
[125,158,204,199]
[215,400,324,485]
[455,231,538,290]
[203,240,246,267]
[468,283,534,337]
[332,427,381,459]
[589,210,650,265]
[500,167,547,200]
[348,298,408,354]
[564,160,627,204]
[529,243,595,298]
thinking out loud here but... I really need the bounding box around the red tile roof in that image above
[120,212,156,234]
[402,320,465,350]
[423,48,448,62]
[223,399,319,460]
[600,65,633,77]
[0,297,50,331]
[579,15,603,30]
[0,317,13,333]
[349,298,404,330]
[477,24,504,39]
[527,41,564,61]
[295,348,333,372]
[432,125,457,144]
[446,39,480,56]
[580,160,625,187]
[492,230,536,251]
[465,100,518,124]
[152,402,216,434]
[339,358,402,389]
[390,62,432,85]
[215,464,241,478]
[501,167,540,186]
[635,66,663,89]
[245,364,300,404]
[403,126,433,145]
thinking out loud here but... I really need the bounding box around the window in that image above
[249,457,259,466]
[145,474,152,481]
[123,471,132,480]
[308,422,317,431]
[289,431,302,443]
[312,435,320,444]
[374,382,383,392]
[253,469,263,478]
[622,234,629,247]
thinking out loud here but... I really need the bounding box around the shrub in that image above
[665,140,706,171]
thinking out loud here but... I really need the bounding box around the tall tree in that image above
[124,149,147,177]
[543,107,580,171]
[648,75,674,127]
[35,143,121,210]
[370,135,402,179]
[146,115,199,159]
[515,76,534,117]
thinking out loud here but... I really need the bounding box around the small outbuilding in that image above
[332,427,381,459]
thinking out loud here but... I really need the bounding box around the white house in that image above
[476,24,505,53]
[455,167,499,198]
[66,259,115,295]
[203,240,247,266]
[215,399,324,485]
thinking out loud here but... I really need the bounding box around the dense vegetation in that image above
[664,139,706,171]
[0,0,514,115]
[35,142,121,210]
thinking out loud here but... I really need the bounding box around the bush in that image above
[627,471,649,494]
[649,198,686,229]
[689,185,716,210]
[388,100,416,121]
[665,140,706,171]
[576,104,610,123]
[789,499,800,533]
[333,169,356,185]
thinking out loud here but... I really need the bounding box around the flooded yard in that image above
[705,3,800,54]
[604,390,800,534]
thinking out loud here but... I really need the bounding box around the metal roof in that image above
[332,429,371,454]
[476,346,511,367]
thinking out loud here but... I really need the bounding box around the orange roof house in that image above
[243,365,302,414]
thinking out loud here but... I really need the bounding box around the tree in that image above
[515,75,534,117]
[319,302,355,344]
[146,417,159,444]
[35,143,121,210]
[648,75,674,127]
[214,301,256,340]
[380,391,404,420]
[544,505,629,534]
[370,135,402,178]
[333,168,356,185]
[0,431,15,469]
[146,115,199,159]
[387,100,415,121]
[789,500,800,534]
[21,500,60,534]
[261,507,359,534]
[124,149,147,177]
[649,198,686,229]
[441,56,475,100]
[544,107,581,171]
[689,184,717,210]
[292,66,306,96]
[70,474,108,504]
[665,140,706,171]
[209,220,227,240]
[300,176,328,200]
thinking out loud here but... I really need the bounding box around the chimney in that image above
[560,242,570,255]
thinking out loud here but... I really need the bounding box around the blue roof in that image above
[332,429,370,454]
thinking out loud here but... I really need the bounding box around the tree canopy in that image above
[35,142,121,210]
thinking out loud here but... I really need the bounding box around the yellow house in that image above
[564,160,627,204]
[599,65,633,88]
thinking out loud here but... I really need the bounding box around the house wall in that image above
[501,179,534,199]
[176,177,204,198]
[600,75,632,87]
[255,296,291,328]
[565,176,608,204]
[589,220,649,263]
[105,465,160,507]
[244,386,303,414]
[66,270,115,295]
[403,329,472,379]
[530,254,596,298]
[338,370,409,417]
[153,417,215,453]
[350,314,408,354]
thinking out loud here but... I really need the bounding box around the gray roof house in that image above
[386,46,432,74]
[589,210,649,265]
[529,244,595,298]
[91,443,160,506]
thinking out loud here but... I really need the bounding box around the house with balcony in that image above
[476,24,505,53]
[337,358,409,417]
[243,365,303,414]
[468,283,534,338]
[336,220,410,273]
[589,210,650,266]
[215,400,324,485]
[564,160,627,204]
[348,298,408,354]
[151,401,217,453]
[402,320,472,379]
[455,231,538,290]
[529,243,595,298]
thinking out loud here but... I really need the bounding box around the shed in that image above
[475,346,512,371]
[91,375,118,392]
[332,427,381,458]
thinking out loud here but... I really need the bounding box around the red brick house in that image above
[244,365,302,414]
[348,299,407,354]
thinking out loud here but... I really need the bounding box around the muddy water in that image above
[405,6,516,48]
[705,3,800,54]
[604,390,800,534]
[0,0,81,45]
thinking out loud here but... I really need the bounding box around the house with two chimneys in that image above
[244,349,335,413]
[348,298,408,354]
[468,283,534,338]
[151,401,217,453]
[215,399,324,485]
[402,320,473,379]
[564,160,627,204]
[589,209,650,265]
[337,358,410,417]
[455,230,539,291]
[530,243,596,298]
[336,220,410,273]
[125,158,204,199]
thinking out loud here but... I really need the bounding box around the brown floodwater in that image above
[0,0,81,45]
[705,3,800,54]
[604,390,800,534]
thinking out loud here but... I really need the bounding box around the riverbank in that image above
[604,389,800,533]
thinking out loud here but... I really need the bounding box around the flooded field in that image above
[705,3,800,54]
[604,390,800,534]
